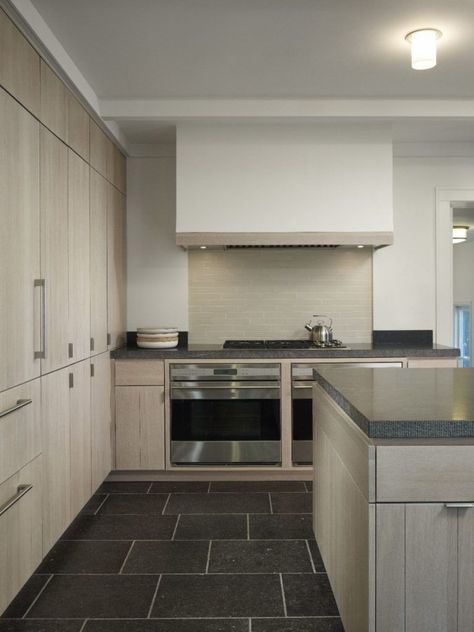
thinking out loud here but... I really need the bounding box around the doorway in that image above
[452,204,474,367]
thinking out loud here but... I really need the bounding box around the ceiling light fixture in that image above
[405,28,442,70]
[199,246,207,250]
[453,226,468,244]
[357,245,364,249]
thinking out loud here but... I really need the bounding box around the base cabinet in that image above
[69,360,92,519]
[91,353,113,491]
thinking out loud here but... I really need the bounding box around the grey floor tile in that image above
[210,481,306,493]
[123,541,209,573]
[1,575,51,618]
[283,574,339,617]
[308,539,326,572]
[174,514,247,540]
[26,575,159,618]
[271,493,312,514]
[149,481,210,493]
[62,514,177,540]
[80,495,108,515]
[165,493,270,515]
[99,494,169,515]
[251,618,343,631]
[96,481,152,494]
[36,540,131,574]
[84,619,249,632]
[249,514,314,539]
[209,540,313,573]
[152,574,284,617]
[0,622,84,632]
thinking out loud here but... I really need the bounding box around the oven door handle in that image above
[171,386,280,400]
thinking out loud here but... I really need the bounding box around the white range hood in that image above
[176,123,394,248]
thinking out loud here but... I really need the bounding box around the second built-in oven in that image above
[291,362,404,465]
[170,363,281,465]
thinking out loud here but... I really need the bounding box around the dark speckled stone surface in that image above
[314,367,474,439]
[111,342,459,360]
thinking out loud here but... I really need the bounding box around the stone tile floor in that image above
[0,481,343,632]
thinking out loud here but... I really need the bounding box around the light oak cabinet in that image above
[67,93,90,161]
[0,88,40,393]
[91,353,113,492]
[90,119,109,178]
[68,150,91,362]
[0,9,40,116]
[40,60,67,142]
[90,169,108,355]
[69,360,92,519]
[40,126,70,373]
[115,386,165,470]
[107,184,127,350]
[0,455,43,615]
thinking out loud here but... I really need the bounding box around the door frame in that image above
[435,187,474,345]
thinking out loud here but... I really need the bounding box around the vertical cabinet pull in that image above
[90,363,95,378]
[34,279,47,359]
[90,337,95,352]
[107,333,111,346]
[68,343,74,359]
[0,484,33,517]
[69,373,74,389]
[0,399,32,419]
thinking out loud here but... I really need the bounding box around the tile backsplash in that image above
[189,248,373,343]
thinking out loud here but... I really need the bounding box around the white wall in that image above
[373,155,474,334]
[453,238,474,360]
[126,156,188,330]
[177,123,393,234]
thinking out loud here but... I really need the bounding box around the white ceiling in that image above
[22,0,474,146]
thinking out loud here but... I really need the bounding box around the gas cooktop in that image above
[223,339,348,350]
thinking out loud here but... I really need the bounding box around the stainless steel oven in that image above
[291,362,404,465]
[170,363,281,465]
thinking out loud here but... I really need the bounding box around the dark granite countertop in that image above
[111,342,459,360]
[314,367,474,439]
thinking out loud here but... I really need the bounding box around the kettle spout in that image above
[304,323,313,332]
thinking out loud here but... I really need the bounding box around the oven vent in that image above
[226,244,340,249]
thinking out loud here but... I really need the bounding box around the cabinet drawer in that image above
[0,379,41,485]
[0,455,43,615]
[115,360,164,386]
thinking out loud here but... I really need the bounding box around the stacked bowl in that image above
[136,327,179,349]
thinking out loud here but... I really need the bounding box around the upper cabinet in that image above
[40,60,68,143]
[90,119,109,178]
[67,93,90,162]
[0,89,40,392]
[0,9,40,117]
[90,169,108,355]
[107,184,127,350]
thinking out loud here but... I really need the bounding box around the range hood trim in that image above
[176,231,393,249]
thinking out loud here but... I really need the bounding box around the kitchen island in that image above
[312,367,474,632]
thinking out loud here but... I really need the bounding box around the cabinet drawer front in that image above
[0,380,41,485]
[0,455,43,615]
[115,360,164,386]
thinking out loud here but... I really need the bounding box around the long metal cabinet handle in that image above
[0,484,33,517]
[0,399,32,419]
[34,279,47,359]
[445,503,474,509]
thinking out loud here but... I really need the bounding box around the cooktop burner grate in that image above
[223,339,348,349]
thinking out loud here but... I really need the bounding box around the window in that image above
[454,304,471,367]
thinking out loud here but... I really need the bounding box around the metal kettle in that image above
[305,315,333,344]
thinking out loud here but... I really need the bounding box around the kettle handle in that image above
[313,314,333,329]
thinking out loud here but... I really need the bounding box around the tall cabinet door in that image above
[90,170,108,355]
[41,367,71,552]
[457,507,474,630]
[107,184,126,350]
[68,150,90,362]
[0,88,40,392]
[91,352,113,492]
[69,359,92,518]
[40,126,69,373]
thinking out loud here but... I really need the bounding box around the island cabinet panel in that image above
[91,353,113,492]
[115,386,165,470]
[407,358,458,368]
[0,88,40,393]
[0,9,40,116]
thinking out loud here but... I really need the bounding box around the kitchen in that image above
[1,1,474,631]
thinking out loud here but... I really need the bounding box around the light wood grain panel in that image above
[0,88,40,392]
[0,379,41,485]
[67,93,89,161]
[69,360,91,519]
[139,387,165,469]
[68,149,90,362]
[405,504,457,632]
[40,60,67,142]
[107,184,127,350]
[177,231,394,247]
[40,126,69,373]
[376,503,406,632]
[115,360,164,386]
[0,455,42,614]
[89,119,108,177]
[41,367,71,552]
[407,358,458,368]
[115,386,140,469]
[90,169,108,355]
[109,145,126,193]
[91,353,113,491]
[458,507,474,630]
[0,9,40,116]
[376,444,474,502]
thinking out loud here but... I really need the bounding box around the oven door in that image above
[291,383,313,465]
[171,381,281,465]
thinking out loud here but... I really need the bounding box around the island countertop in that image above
[313,367,474,439]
